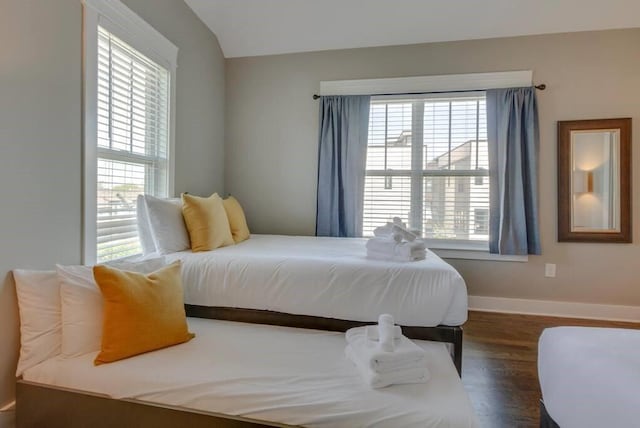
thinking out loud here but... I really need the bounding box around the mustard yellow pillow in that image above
[181,193,234,251]
[93,261,194,365]
[223,196,250,243]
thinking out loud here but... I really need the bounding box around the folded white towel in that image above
[346,345,430,389]
[397,240,426,256]
[366,249,426,262]
[366,237,426,257]
[366,237,396,253]
[345,326,428,373]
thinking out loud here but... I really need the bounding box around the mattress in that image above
[165,234,468,326]
[538,326,640,428]
[24,318,479,428]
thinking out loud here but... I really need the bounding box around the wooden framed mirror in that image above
[558,118,631,242]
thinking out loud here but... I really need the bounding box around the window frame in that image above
[82,0,178,264]
[364,92,491,250]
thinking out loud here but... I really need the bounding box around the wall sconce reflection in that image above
[573,170,594,194]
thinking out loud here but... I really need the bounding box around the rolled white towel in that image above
[391,217,407,229]
[373,223,393,237]
[378,314,395,352]
[345,326,428,373]
[373,218,408,238]
[365,324,402,341]
[391,224,418,242]
[346,345,430,389]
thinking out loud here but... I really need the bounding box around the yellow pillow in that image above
[93,261,194,365]
[223,196,250,243]
[181,193,234,251]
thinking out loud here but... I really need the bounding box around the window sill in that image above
[430,247,528,262]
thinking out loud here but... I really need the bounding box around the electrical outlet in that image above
[545,263,556,278]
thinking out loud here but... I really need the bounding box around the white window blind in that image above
[95,26,170,262]
[363,94,489,246]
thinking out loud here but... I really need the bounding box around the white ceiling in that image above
[184,0,640,58]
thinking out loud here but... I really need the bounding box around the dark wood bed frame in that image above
[15,305,464,428]
[539,400,561,428]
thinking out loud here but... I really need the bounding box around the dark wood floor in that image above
[461,311,640,428]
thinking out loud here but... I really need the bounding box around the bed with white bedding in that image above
[164,234,468,327]
[20,317,479,428]
[538,326,640,428]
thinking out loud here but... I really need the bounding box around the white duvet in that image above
[165,234,468,327]
[538,326,640,428]
[24,318,479,428]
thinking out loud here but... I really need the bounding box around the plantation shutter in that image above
[96,26,170,262]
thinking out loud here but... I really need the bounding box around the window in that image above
[363,93,489,247]
[474,208,489,235]
[83,0,177,264]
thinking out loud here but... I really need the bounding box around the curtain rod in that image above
[312,84,546,100]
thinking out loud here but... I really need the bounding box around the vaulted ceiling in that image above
[184,0,640,58]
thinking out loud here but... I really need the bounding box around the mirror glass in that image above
[570,129,620,232]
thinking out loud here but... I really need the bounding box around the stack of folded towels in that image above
[366,217,427,262]
[345,314,430,389]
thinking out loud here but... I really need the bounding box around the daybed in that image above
[538,326,640,428]
[15,230,472,427]
[165,234,468,373]
[18,316,478,428]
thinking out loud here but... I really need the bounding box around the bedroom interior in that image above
[1,0,639,427]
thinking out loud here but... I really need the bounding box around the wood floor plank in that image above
[461,311,640,428]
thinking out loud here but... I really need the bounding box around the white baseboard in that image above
[468,295,640,323]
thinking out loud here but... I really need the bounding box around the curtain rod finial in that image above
[313,94,320,100]
[535,84,546,90]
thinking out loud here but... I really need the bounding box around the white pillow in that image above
[57,257,167,358]
[13,269,61,376]
[136,194,157,256]
[144,195,190,254]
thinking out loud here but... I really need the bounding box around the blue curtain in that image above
[316,95,371,237]
[486,87,541,255]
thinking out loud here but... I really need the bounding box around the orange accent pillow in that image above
[93,261,194,365]
[223,196,250,243]
[182,193,234,251]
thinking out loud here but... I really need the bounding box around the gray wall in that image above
[226,29,640,306]
[0,0,224,410]
[123,0,225,197]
